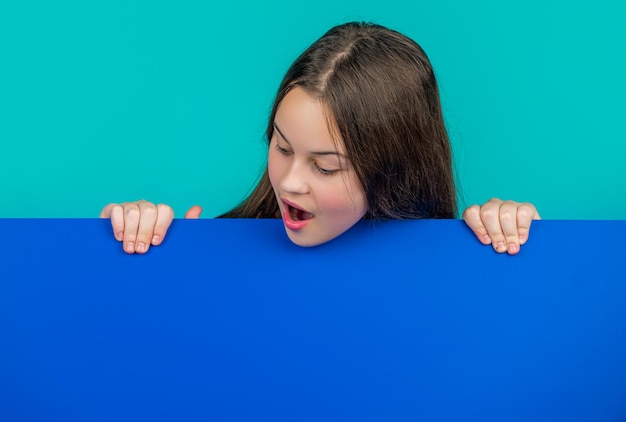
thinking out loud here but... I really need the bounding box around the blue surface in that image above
[1,219,625,421]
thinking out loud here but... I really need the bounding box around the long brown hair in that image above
[221,22,456,219]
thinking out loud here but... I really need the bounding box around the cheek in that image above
[319,180,368,217]
[267,150,280,190]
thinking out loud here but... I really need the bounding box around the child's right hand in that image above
[100,201,202,254]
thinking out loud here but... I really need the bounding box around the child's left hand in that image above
[462,198,541,255]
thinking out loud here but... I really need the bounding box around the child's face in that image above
[268,87,368,246]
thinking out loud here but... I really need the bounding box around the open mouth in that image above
[281,198,314,224]
[288,204,314,222]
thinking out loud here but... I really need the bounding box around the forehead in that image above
[274,87,344,153]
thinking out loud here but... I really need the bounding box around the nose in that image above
[278,160,310,195]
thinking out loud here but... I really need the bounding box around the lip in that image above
[281,198,314,231]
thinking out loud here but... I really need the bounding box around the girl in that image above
[101,22,540,254]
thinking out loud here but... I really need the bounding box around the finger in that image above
[152,204,175,246]
[100,203,124,241]
[121,202,141,254]
[184,205,203,219]
[462,205,491,245]
[479,198,508,253]
[134,201,159,254]
[99,203,115,218]
[517,203,540,245]
[498,201,522,255]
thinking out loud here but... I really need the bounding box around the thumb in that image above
[184,205,203,219]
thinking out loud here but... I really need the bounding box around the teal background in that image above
[1,0,624,218]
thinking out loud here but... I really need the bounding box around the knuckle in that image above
[156,204,174,218]
[517,205,534,220]
[108,205,124,224]
[517,210,530,221]
[490,231,505,241]
[125,207,140,219]
[152,227,167,237]
[124,232,137,241]
[480,206,497,220]
[140,205,157,219]
[462,205,480,220]
[505,233,519,242]
[137,231,153,242]
[499,210,515,223]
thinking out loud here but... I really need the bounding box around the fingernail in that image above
[125,241,135,253]
[136,242,146,253]
[496,241,506,252]
[508,243,518,254]
[117,232,124,241]
[482,235,491,244]
[152,235,161,244]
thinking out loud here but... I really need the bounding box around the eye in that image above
[274,142,291,156]
[314,161,338,176]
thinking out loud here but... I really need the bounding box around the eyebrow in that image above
[273,122,348,159]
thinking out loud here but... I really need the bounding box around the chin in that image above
[284,230,331,248]
[286,235,325,248]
